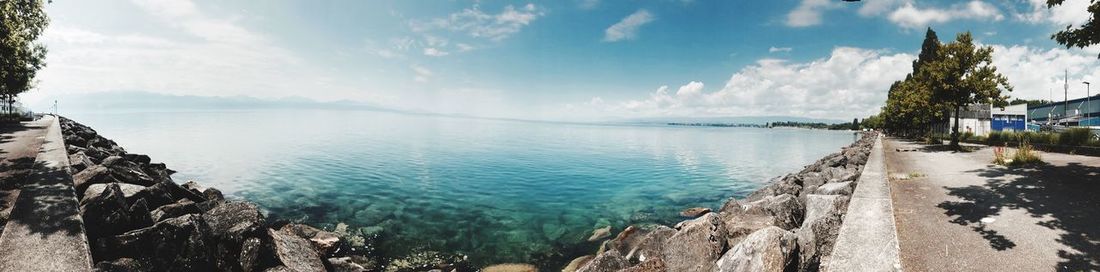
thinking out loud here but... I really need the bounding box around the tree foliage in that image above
[0,0,49,117]
[877,28,1013,149]
[926,32,1013,148]
[1047,0,1100,56]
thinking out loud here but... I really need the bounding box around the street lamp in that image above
[1085,81,1091,126]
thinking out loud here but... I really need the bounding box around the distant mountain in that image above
[619,116,848,125]
[44,91,399,113]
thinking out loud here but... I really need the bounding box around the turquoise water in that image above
[63,110,856,267]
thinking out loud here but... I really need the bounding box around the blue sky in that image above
[27,0,1100,121]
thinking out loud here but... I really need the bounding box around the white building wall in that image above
[948,117,992,136]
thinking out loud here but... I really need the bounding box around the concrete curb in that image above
[823,135,902,272]
[0,115,93,271]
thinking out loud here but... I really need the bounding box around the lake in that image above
[62,109,856,268]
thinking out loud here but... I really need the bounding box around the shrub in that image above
[1010,140,1042,166]
[1058,128,1093,146]
[992,145,1008,165]
[961,131,975,142]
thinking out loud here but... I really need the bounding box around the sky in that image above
[25,0,1100,121]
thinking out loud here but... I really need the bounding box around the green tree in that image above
[1,0,49,118]
[927,32,1013,148]
[1046,0,1100,55]
[881,28,943,138]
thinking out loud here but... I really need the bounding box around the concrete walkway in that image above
[0,116,93,271]
[825,135,902,272]
[885,138,1100,271]
[0,118,49,231]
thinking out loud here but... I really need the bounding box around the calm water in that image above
[64,109,855,267]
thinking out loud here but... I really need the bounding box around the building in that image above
[1027,95,1100,127]
[941,103,1028,136]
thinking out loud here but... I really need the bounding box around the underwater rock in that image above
[679,207,711,218]
[587,226,611,242]
[482,263,537,272]
[561,255,594,272]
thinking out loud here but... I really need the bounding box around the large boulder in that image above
[93,258,147,272]
[203,202,265,241]
[69,151,94,173]
[814,181,854,196]
[623,226,675,264]
[280,224,341,256]
[239,237,266,272]
[81,183,145,240]
[74,165,121,195]
[82,183,145,205]
[268,228,325,272]
[101,156,157,186]
[715,227,798,272]
[796,195,848,271]
[562,255,594,272]
[93,214,217,272]
[128,182,177,211]
[151,199,202,222]
[482,263,537,272]
[576,249,628,272]
[619,257,667,272]
[328,257,368,272]
[744,194,804,230]
[660,213,727,272]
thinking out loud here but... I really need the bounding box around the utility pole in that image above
[1065,70,1069,121]
[1086,81,1092,126]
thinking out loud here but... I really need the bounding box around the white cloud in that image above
[578,0,600,10]
[1015,0,1090,26]
[577,47,915,119]
[989,44,1100,102]
[456,43,475,52]
[857,0,905,17]
[412,65,433,82]
[32,0,372,105]
[887,1,1004,29]
[604,9,655,42]
[769,47,793,53]
[786,0,840,27]
[423,48,449,57]
[411,4,545,42]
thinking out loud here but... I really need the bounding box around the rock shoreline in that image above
[60,115,876,272]
[566,132,878,272]
[62,117,470,272]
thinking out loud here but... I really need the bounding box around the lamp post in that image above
[1085,81,1091,126]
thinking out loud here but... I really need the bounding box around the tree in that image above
[1047,0,1100,56]
[927,32,1013,148]
[1,0,49,119]
[851,118,859,130]
[881,28,944,138]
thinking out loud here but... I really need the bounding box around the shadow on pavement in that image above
[938,162,1100,271]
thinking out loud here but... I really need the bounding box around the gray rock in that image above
[796,195,848,271]
[280,223,341,256]
[269,228,325,272]
[240,237,264,272]
[81,183,141,240]
[587,226,611,242]
[82,183,145,205]
[69,151,94,173]
[101,156,157,186]
[382,251,469,272]
[94,214,217,272]
[801,194,848,229]
[93,258,146,272]
[745,194,804,230]
[328,257,367,272]
[203,202,265,242]
[715,226,798,272]
[619,256,667,272]
[123,153,151,165]
[128,182,177,211]
[815,181,854,196]
[680,207,712,217]
[576,249,628,272]
[661,213,726,272]
[74,165,120,195]
[150,199,201,222]
[623,226,674,263]
[561,255,594,272]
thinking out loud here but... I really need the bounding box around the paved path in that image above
[0,116,93,271]
[885,138,1100,271]
[0,118,49,231]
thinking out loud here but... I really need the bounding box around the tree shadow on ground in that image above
[938,161,1100,271]
[889,139,984,154]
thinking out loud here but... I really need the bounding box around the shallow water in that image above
[64,109,856,268]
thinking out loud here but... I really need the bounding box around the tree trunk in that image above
[951,104,961,149]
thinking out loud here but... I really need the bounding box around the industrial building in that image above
[1027,96,1100,127]
[941,103,1029,136]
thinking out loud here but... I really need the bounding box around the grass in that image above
[909,171,925,178]
[993,141,1043,166]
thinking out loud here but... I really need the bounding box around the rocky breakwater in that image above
[566,132,878,272]
[60,117,460,272]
